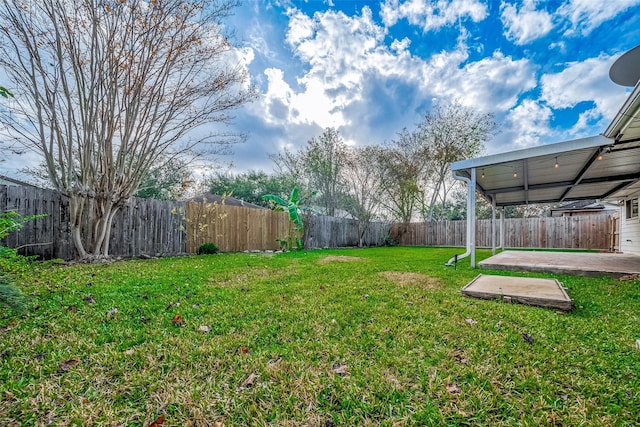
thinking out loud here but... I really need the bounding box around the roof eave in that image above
[604,80,640,140]
[451,135,612,172]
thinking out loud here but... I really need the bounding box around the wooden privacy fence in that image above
[391,215,616,250]
[185,202,290,253]
[1,185,186,260]
[304,215,390,248]
[1,185,619,259]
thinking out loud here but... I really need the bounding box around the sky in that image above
[1,0,640,180]
[219,0,640,173]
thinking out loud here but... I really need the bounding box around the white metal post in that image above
[500,207,505,251]
[469,168,476,268]
[491,196,496,255]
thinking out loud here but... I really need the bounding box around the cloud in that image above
[380,0,487,31]
[557,0,640,36]
[540,54,628,123]
[505,99,553,148]
[500,0,553,45]
[435,51,537,112]
[233,4,540,170]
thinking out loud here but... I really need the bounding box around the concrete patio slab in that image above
[462,274,574,311]
[478,251,640,278]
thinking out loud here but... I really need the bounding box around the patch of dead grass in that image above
[378,271,442,288]
[317,255,364,265]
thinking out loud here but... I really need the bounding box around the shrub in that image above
[197,242,219,255]
[0,275,26,314]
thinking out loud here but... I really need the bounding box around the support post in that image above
[500,207,505,251]
[491,195,496,255]
[469,168,476,268]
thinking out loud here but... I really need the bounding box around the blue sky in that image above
[1,0,639,180]
[221,0,640,173]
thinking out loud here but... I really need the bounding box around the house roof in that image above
[550,199,618,214]
[451,46,640,207]
[0,174,37,188]
[190,193,266,209]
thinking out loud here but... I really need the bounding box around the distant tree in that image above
[376,128,427,223]
[208,171,296,206]
[135,158,192,201]
[342,145,384,246]
[0,0,257,259]
[271,128,348,216]
[418,102,497,221]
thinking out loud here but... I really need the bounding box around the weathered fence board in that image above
[304,215,389,248]
[1,185,186,259]
[390,215,615,250]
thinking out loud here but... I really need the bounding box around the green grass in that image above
[1,247,639,426]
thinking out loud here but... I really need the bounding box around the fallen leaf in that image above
[240,373,258,388]
[446,383,462,394]
[238,347,249,354]
[198,325,210,333]
[60,358,80,372]
[332,363,348,375]
[67,305,78,312]
[172,313,185,326]
[83,295,96,304]
[319,285,326,290]
[4,391,14,401]
[522,333,535,345]
[453,350,468,364]
[149,415,166,426]
[465,318,477,325]
[81,397,89,404]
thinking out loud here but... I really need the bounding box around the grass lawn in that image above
[1,247,639,426]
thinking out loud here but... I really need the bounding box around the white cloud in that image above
[500,0,553,45]
[557,0,640,36]
[436,51,537,112]
[390,37,411,53]
[244,5,538,161]
[506,99,553,148]
[380,0,487,31]
[540,54,628,121]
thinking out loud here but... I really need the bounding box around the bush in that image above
[197,242,219,255]
[0,275,26,314]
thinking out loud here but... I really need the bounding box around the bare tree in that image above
[0,0,257,259]
[342,145,383,246]
[376,128,427,223]
[271,127,347,216]
[418,102,496,221]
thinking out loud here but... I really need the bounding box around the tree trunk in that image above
[68,195,89,259]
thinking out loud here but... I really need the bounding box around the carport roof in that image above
[451,81,640,207]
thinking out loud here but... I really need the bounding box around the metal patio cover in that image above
[450,81,640,207]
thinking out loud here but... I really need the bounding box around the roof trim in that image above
[604,80,640,140]
[451,135,612,171]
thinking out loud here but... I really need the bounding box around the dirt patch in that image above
[378,271,442,288]
[317,255,365,265]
